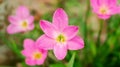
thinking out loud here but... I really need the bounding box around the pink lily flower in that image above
[21,39,47,66]
[90,0,119,19]
[36,8,84,60]
[7,6,34,34]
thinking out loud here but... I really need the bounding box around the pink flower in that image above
[21,39,47,66]
[7,6,34,34]
[90,0,119,19]
[36,8,84,60]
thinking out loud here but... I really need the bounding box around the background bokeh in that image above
[0,0,120,67]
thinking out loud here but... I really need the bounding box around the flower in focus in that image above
[90,0,119,19]
[21,39,47,66]
[7,6,34,34]
[36,8,84,60]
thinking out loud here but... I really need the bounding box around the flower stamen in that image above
[33,52,42,60]
[21,21,28,29]
[99,5,109,14]
[56,34,66,43]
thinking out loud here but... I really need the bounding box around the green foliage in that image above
[50,63,66,67]
[0,0,120,67]
[67,52,76,67]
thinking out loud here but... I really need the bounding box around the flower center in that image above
[21,21,28,29]
[99,5,109,14]
[56,34,66,43]
[33,52,42,60]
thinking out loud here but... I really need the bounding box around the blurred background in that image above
[0,0,120,67]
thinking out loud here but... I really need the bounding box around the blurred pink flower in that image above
[7,6,34,34]
[90,0,119,19]
[36,8,84,60]
[21,39,47,66]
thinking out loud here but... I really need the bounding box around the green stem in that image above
[96,19,104,46]
[11,39,24,59]
[82,0,90,65]
[84,0,90,44]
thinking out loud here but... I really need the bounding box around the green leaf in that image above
[67,52,76,67]
[50,63,66,67]
[89,41,96,57]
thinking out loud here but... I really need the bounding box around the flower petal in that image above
[27,16,34,24]
[40,20,57,38]
[63,26,78,40]
[53,44,67,60]
[36,58,44,65]
[53,8,68,30]
[28,24,34,31]
[21,49,34,57]
[109,7,119,15]
[8,16,21,25]
[7,24,22,34]
[98,14,111,20]
[90,0,99,9]
[21,39,35,57]
[36,35,55,50]
[25,58,36,66]
[101,0,117,6]
[99,0,108,5]
[24,39,35,49]
[16,6,30,19]
[68,36,84,50]
[108,0,117,7]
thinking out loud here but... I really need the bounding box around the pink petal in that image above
[53,8,68,31]
[109,7,119,15]
[16,6,30,19]
[63,26,78,40]
[24,39,35,49]
[21,39,35,57]
[36,35,55,50]
[108,0,117,7]
[25,58,36,66]
[7,24,22,34]
[40,20,57,38]
[8,16,21,25]
[91,0,110,6]
[99,0,108,5]
[27,16,34,24]
[36,58,44,65]
[92,8,99,14]
[21,49,33,57]
[28,24,34,31]
[90,0,99,9]
[53,44,67,60]
[68,36,84,50]
[98,14,111,19]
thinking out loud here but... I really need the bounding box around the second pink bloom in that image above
[7,6,34,34]
[90,0,120,19]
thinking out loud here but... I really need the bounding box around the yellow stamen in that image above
[99,5,109,14]
[33,52,42,60]
[56,34,66,43]
[21,21,28,28]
